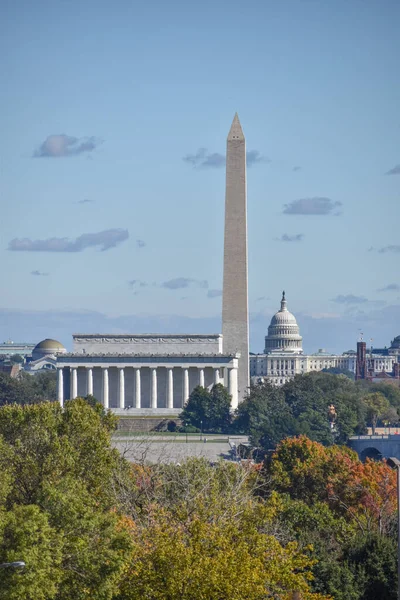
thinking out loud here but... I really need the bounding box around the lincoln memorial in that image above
[57,334,239,415]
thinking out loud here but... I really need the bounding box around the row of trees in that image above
[0,398,398,598]
[263,435,398,599]
[0,399,336,600]
[1,370,398,448]
[180,372,400,448]
[0,371,57,405]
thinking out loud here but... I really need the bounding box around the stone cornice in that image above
[59,352,239,358]
[73,334,222,343]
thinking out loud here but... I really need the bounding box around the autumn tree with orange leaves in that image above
[264,436,398,600]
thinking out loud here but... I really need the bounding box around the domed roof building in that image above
[264,292,303,354]
[32,339,66,361]
[390,335,400,356]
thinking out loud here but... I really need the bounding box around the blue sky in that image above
[1,0,399,353]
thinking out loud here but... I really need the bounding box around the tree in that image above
[322,366,355,380]
[0,372,25,405]
[234,381,293,448]
[234,372,368,450]
[0,399,132,600]
[345,533,397,600]
[116,459,330,600]
[265,436,397,534]
[265,437,398,599]
[0,371,57,406]
[9,354,24,364]
[0,505,62,600]
[180,384,232,432]
[363,393,390,434]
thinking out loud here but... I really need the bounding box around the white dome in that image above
[264,292,303,354]
[270,310,298,326]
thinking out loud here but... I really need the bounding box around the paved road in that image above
[112,435,249,464]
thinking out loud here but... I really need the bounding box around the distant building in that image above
[0,340,35,358]
[25,339,67,375]
[0,363,22,378]
[249,292,397,386]
[355,339,400,385]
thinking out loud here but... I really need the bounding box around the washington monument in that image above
[222,114,249,400]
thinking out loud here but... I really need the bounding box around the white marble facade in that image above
[250,293,396,385]
[250,351,358,386]
[57,334,239,414]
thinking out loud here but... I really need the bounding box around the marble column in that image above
[119,368,125,409]
[103,368,109,409]
[151,368,157,409]
[167,368,174,409]
[183,368,189,405]
[228,367,239,410]
[135,368,141,408]
[57,368,63,407]
[71,368,78,399]
[199,368,205,388]
[87,368,93,396]
[214,367,220,385]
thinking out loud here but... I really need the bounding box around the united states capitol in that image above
[250,291,398,385]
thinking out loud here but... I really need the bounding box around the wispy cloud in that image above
[377,283,400,292]
[129,280,148,288]
[183,148,268,169]
[136,239,146,248]
[162,278,208,290]
[283,197,342,215]
[183,148,224,168]
[246,150,268,167]
[277,233,304,242]
[31,270,49,277]
[33,134,103,158]
[369,245,400,254]
[207,289,222,299]
[385,164,400,175]
[331,294,368,305]
[9,229,129,252]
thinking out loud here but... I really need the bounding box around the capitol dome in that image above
[32,339,67,361]
[264,292,303,354]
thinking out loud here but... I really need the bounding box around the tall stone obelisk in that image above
[222,113,249,400]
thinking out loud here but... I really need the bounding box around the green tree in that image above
[0,370,57,406]
[180,384,232,432]
[278,497,360,600]
[0,372,25,405]
[0,505,62,600]
[0,400,132,600]
[321,366,355,380]
[346,534,397,600]
[234,372,367,450]
[234,381,293,448]
[9,354,24,364]
[363,392,390,434]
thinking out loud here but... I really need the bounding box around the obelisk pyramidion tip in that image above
[227,113,245,141]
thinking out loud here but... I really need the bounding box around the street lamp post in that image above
[387,457,400,600]
[0,561,25,569]
[200,420,203,441]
